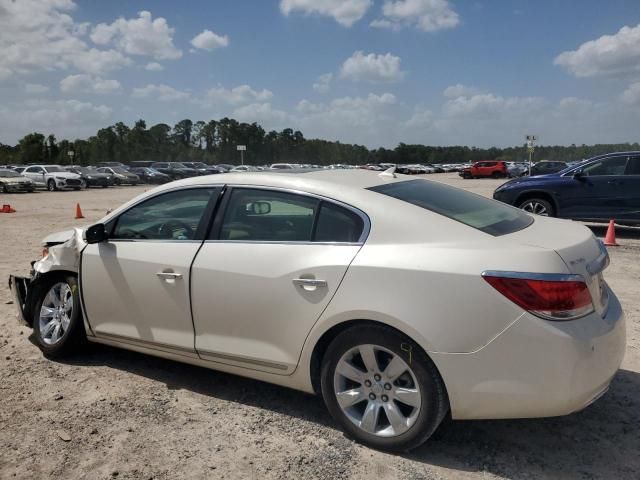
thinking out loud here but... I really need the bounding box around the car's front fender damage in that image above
[8,228,85,327]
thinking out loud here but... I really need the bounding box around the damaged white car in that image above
[9,169,626,452]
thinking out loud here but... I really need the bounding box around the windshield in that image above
[172,162,187,168]
[0,169,20,177]
[112,167,128,173]
[44,166,64,173]
[369,179,533,236]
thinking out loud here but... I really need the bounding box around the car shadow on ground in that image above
[55,342,640,477]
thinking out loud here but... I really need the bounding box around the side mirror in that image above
[85,223,107,244]
[247,201,271,215]
[572,169,584,180]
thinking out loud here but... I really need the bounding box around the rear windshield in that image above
[368,179,533,236]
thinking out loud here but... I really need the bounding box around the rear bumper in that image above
[432,285,626,420]
[8,275,32,327]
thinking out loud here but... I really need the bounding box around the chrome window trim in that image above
[106,184,223,243]
[216,184,371,245]
[481,270,586,283]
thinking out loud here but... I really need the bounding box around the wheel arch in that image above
[22,270,78,328]
[308,319,447,400]
[514,190,558,215]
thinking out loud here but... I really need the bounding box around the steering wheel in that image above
[157,219,194,240]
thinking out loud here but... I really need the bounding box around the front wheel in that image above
[47,179,57,192]
[518,197,554,217]
[32,274,85,358]
[321,325,449,452]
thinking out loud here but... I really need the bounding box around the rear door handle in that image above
[157,272,183,279]
[292,278,328,290]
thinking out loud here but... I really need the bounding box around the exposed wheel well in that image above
[515,191,557,215]
[23,270,78,327]
[309,319,442,396]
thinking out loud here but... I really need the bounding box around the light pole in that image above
[67,150,75,165]
[525,135,537,175]
[237,145,246,165]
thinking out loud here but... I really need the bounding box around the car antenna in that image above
[379,166,396,178]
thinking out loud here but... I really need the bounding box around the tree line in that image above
[1,117,638,167]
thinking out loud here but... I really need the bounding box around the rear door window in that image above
[216,189,319,241]
[314,202,364,243]
[369,179,533,236]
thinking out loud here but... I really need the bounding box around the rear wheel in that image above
[491,171,502,179]
[0,183,7,193]
[518,197,554,217]
[47,179,57,192]
[321,325,448,452]
[32,274,85,358]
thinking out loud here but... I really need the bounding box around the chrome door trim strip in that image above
[93,331,198,357]
[198,349,289,371]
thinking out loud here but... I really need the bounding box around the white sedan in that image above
[9,169,625,451]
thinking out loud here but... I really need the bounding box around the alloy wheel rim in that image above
[333,344,421,437]
[39,282,73,345]
[522,201,548,216]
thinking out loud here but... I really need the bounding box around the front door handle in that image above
[292,278,327,291]
[157,272,183,279]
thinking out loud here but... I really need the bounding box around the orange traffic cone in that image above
[603,220,619,247]
[75,203,85,219]
[1,204,16,213]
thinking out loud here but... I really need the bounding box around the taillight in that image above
[482,272,594,321]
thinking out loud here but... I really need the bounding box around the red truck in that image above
[461,160,508,179]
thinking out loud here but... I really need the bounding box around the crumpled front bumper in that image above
[8,275,33,327]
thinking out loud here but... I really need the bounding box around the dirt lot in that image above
[1,174,638,480]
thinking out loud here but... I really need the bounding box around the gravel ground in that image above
[1,174,638,479]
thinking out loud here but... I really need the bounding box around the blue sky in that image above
[1,0,640,148]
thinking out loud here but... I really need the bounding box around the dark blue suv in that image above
[493,152,640,224]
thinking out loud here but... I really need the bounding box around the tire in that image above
[47,179,57,192]
[518,197,555,217]
[32,274,86,358]
[0,183,7,193]
[320,324,449,452]
[491,171,501,179]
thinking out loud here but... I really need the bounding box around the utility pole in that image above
[525,135,537,175]
[237,145,246,165]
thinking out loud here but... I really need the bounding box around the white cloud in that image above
[132,84,190,101]
[312,73,333,93]
[279,0,372,27]
[0,98,112,142]
[297,93,396,127]
[190,29,229,51]
[0,0,130,78]
[554,24,640,78]
[442,92,545,118]
[340,51,405,83]
[145,62,164,71]
[622,82,640,105]
[205,84,273,106]
[24,83,50,94]
[233,103,289,124]
[294,93,399,145]
[406,107,433,127]
[90,10,182,60]
[371,0,459,32]
[558,96,593,110]
[60,74,122,94]
[443,83,482,98]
